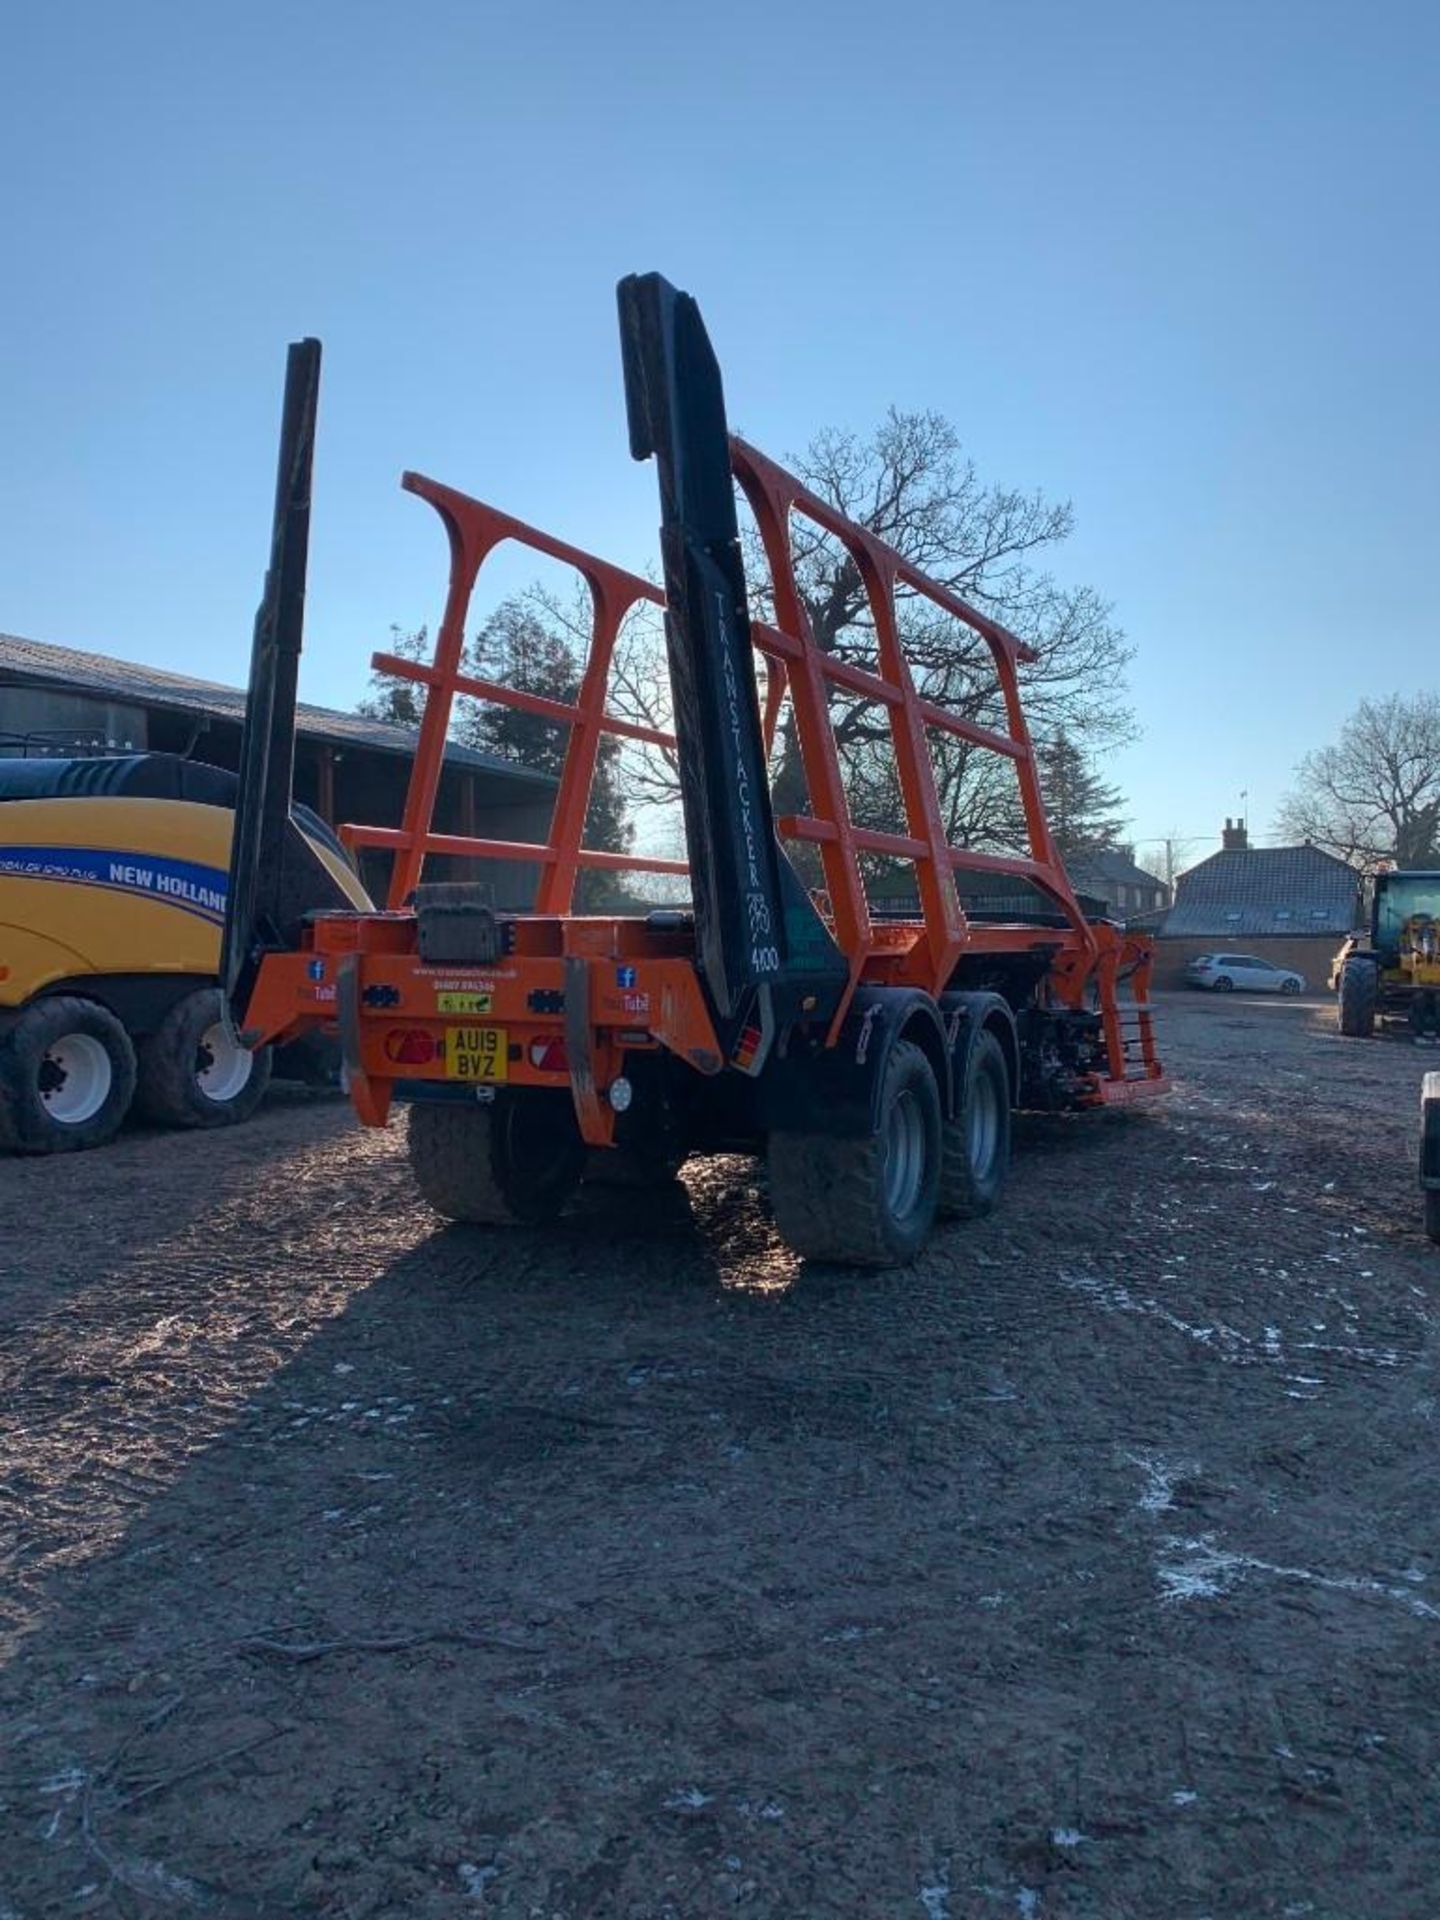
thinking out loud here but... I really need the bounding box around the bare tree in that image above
[1133,830,1209,893]
[754,410,1131,841]
[1277,693,1440,868]
[605,406,1134,853]
[363,412,1136,876]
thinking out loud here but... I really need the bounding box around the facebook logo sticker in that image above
[616,965,637,989]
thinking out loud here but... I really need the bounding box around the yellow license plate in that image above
[444,1026,508,1081]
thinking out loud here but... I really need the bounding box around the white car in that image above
[1185,952,1306,995]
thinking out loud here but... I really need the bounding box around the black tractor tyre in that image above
[0,996,137,1154]
[939,1029,1012,1220]
[1212,974,1234,993]
[408,1092,584,1225]
[134,988,272,1129]
[1338,957,1378,1038]
[768,1038,942,1268]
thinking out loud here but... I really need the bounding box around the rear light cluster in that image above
[379,1029,568,1072]
[384,1029,437,1065]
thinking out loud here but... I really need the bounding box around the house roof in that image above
[0,633,556,787]
[1163,843,1358,936]
[1066,849,1167,894]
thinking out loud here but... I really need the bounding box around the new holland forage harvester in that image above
[223,274,1166,1268]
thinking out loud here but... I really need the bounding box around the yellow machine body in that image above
[1400,916,1440,990]
[0,792,368,1008]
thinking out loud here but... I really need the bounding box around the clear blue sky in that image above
[4,0,1437,873]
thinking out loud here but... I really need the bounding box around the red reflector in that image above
[529,1036,569,1071]
[384,1028,437,1065]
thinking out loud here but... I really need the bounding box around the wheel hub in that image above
[39,1034,112,1125]
[195,1022,254,1103]
[883,1087,926,1220]
[968,1070,1000,1179]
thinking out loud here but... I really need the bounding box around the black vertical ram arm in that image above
[617,273,842,1054]
[222,337,322,1030]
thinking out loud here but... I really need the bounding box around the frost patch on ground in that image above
[1127,1452,1189,1513]
[1063,1269,1242,1354]
[1157,1533,1440,1618]
[736,1798,784,1822]
[37,1767,87,1797]
[663,1786,713,1811]
[1063,1269,1401,1380]
[107,1856,210,1904]
[918,1866,950,1917]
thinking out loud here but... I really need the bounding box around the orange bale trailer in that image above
[225,275,1165,1267]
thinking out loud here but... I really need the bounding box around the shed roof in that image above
[1066,849,1168,894]
[0,633,556,787]
[1163,843,1358,936]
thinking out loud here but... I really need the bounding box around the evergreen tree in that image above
[359,602,634,911]
[461,600,633,907]
[357,625,429,726]
[1034,730,1127,858]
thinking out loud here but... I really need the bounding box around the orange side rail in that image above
[344,442,1156,1091]
[348,472,667,912]
[730,436,1094,1007]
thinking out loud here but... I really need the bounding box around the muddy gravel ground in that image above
[3,994,1439,1919]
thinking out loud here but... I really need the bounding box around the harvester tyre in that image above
[0,996,137,1155]
[939,1029,1011,1219]
[1338,957,1378,1038]
[768,1039,941,1268]
[408,1093,583,1225]
[134,988,272,1129]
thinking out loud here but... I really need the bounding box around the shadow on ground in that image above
[4,1006,1439,1917]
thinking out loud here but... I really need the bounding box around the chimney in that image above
[1222,816,1249,852]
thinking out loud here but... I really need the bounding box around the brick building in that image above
[1065,848,1170,923]
[1150,818,1359,990]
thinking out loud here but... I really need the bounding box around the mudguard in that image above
[761,987,953,1138]
[940,990,1020,1104]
